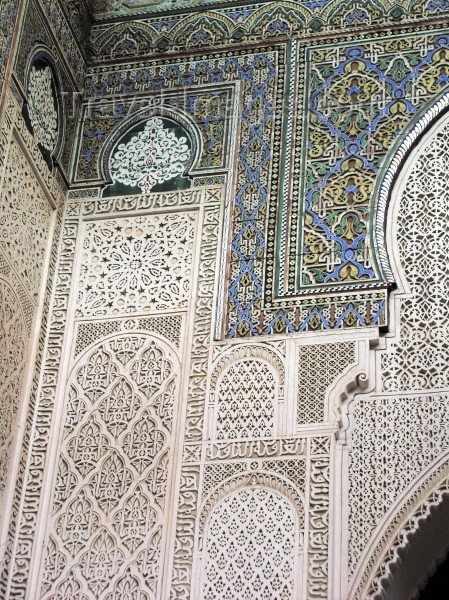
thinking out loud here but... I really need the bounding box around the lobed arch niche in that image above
[23,49,65,171]
[99,107,202,197]
[348,92,449,599]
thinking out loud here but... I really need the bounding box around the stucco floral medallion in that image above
[27,65,58,153]
[110,117,191,194]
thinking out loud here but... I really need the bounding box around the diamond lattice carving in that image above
[202,487,298,600]
[215,359,277,440]
[297,342,356,424]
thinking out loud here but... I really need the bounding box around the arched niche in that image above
[213,357,278,440]
[38,331,182,598]
[23,49,64,171]
[197,474,305,600]
[208,344,285,441]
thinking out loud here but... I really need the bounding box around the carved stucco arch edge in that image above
[349,449,449,599]
[209,343,285,395]
[0,274,32,337]
[66,328,182,381]
[374,85,449,284]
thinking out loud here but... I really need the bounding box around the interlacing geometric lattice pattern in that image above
[82,50,288,336]
[76,213,196,317]
[381,135,449,394]
[349,393,449,575]
[40,334,179,598]
[0,137,54,299]
[0,126,54,502]
[216,359,276,440]
[10,2,449,598]
[6,188,217,599]
[202,487,298,600]
[201,458,307,500]
[297,342,356,424]
[0,279,26,493]
[79,33,449,337]
[349,117,449,574]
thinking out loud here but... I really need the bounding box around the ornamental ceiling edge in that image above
[88,0,276,21]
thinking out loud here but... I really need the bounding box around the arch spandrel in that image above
[346,101,449,599]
